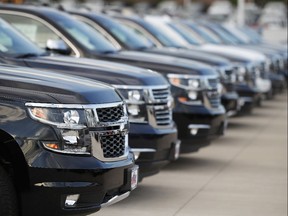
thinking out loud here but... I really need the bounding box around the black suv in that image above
[71,11,240,117]
[0,17,179,180]
[0,64,137,216]
[0,5,226,153]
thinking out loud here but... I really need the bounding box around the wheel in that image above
[0,165,18,216]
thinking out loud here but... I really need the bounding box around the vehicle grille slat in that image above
[100,134,125,158]
[96,106,124,122]
[151,87,172,127]
[93,103,127,160]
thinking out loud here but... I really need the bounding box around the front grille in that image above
[152,87,170,100]
[209,97,221,108]
[96,105,124,122]
[208,78,218,89]
[100,134,125,158]
[149,86,173,127]
[89,102,128,162]
[155,109,172,126]
[207,90,221,108]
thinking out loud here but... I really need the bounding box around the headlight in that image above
[116,87,147,123]
[28,107,86,129]
[167,74,204,104]
[128,90,141,101]
[216,67,237,83]
[168,74,201,90]
[27,105,91,155]
[234,65,247,82]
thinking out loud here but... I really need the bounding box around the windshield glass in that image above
[51,13,119,53]
[185,23,222,44]
[205,25,237,44]
[219,26,248,44]
[93,15,154,50]
[168,23,203,45]
[141,19,189,48]
[240,27,261,43]
[0,19,45,57]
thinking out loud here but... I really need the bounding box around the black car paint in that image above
[0,64,135,216]
[71,12,241,115]
[0,5,226,152]
[0,13,178,180]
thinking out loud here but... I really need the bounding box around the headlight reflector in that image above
[63,110,80,124]
[128,90,141,101]
[188,79,200,89]
[116,87,147,123]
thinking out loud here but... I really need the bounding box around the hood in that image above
[148,47,231,67]
[24,55,168,86]
[0,64,121,104]
[240,44,283,59]
[200,44,267,63]
[107,50,218,76]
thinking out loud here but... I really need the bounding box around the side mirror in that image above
[46,39,71,55]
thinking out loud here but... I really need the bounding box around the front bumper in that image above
[129,123,179,180]
[20,152,136,216]
[173,104,226,153]
[235,83,262,114]
[221,91,240,117]
[269,73,286,94]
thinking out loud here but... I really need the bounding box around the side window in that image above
[0,14,61,49]
[0,32,13,49]
[121,22,155,45]
[122,23,146,38]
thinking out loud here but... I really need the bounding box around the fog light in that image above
[190,128,198,135]
[65,194,80,207]
[188,91,197,100]
[127,104,140,116]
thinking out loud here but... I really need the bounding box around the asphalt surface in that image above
[97,92,287,216]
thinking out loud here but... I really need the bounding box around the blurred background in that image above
[0,0,287,43]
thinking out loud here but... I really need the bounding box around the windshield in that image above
[141,19,189,48]
[92,15,154,50]
[50,13,119,53]
[219,25,249,44]
[204,25,238,45]
[185,23,222,44]
[168,23,203,45]
[240,27,262,43]
[0,19,45,57]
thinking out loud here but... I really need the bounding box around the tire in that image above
[0,165,18,216]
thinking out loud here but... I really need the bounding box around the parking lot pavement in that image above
[97,92,287,216]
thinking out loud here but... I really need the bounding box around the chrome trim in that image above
[131,148,156,153]
[188,124,211,129]
[101,192,130,208]
[25,101,124,109]
[167,73,218,80]
[113,85,170,90]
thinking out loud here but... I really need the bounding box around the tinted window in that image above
[0,19,44,57]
